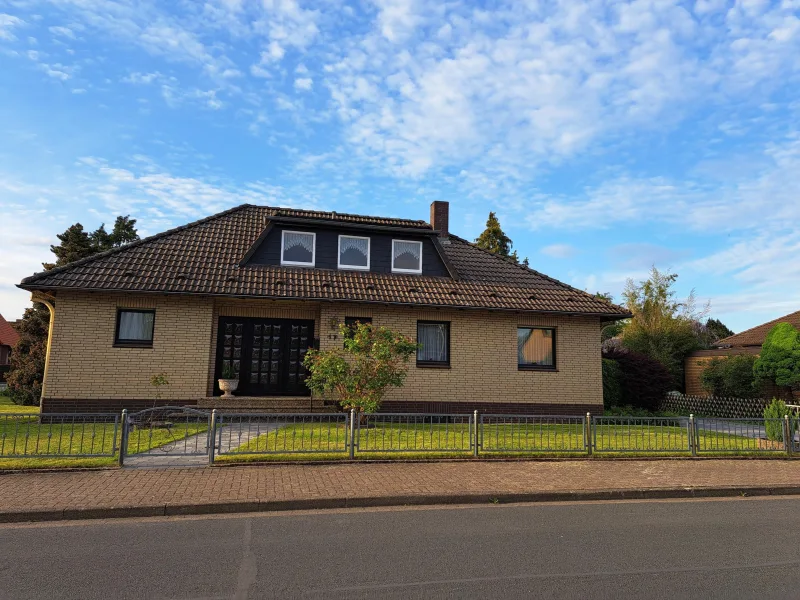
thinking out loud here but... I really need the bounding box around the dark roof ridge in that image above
[269,206,430,227]
[447,233,627,315]
[21,203,256,285]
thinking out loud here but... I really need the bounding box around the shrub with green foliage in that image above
[699,354,758,398]
[602,358,623,409]
[603,347,674,411]
[763,398,795,442]
[754,323,800,391]
[303,322,418,413]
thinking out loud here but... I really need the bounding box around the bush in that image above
[603,347,674,411]
[602,359,623,409]
[699,354,758,398]
[754,323,800,390]
[763,398,794,442]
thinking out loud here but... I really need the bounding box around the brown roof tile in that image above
[717,310,800,347]
[0,314,20,348]
[19,204,629,318]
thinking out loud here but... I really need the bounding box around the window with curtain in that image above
[517,327,555,369]
[343,316,372,341]
[392,240,423,273]
[417,321,450,366]
[115,310,155,346]
[338,235,370,270]
[281,230,316,266]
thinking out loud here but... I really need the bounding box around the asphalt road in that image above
[2,497,800,599]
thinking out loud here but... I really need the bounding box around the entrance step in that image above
[197,397,339,413]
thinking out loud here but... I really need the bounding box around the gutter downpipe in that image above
[32,294,55,411]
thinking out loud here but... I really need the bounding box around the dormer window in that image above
[338,235,370,271]
[392,240,423,274]
[281,231,315,267]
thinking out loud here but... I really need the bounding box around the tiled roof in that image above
[716,310,800,347]
[19,204,629,318]
[0,314,20,348]
[268,207,431,229]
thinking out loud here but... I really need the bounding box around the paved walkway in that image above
[2,459,800,522]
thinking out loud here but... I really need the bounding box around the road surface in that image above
[1,497,799,599]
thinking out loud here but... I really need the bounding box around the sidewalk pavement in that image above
[2,459,800,523]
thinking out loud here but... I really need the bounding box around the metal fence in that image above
[2,409,799,464]
[354,413,474,454]
[592,416,690,453]
[0,413,119,458]
[214,412,349,457]
[480,415,586,453]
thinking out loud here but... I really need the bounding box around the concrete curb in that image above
[4,484,800,524]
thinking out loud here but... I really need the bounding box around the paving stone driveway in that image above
[2,459,800,519]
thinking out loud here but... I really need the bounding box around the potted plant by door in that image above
[218,363,239,398]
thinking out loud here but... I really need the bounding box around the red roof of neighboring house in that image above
[0,314,20,348]
[717,310,800,348]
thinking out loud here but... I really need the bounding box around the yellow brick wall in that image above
[319,303,603,406]
[45,292,214,400]
[44,293,602,407]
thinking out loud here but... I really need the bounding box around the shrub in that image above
[763,398,795,442]
[602,359,623,409]
[699,354,758,398]
[303,322,418,413]
[603,347,674,411]
[754,323,800,391]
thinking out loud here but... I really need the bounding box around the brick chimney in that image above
[430,201,449,237]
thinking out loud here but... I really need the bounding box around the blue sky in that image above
[1,0,800,331]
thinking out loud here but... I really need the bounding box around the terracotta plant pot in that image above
[218,379,239,398]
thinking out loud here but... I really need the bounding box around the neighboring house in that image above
[18,202,629,415]
[684,310,800,397]
[0,313,21,389]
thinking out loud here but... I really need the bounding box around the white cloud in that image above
[49,25,76,39]
[540,244,577,259]
[0,13,24,41]
[294,76,312,91]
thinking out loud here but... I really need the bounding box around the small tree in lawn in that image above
[303,323,418,413]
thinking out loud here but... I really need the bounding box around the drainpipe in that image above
[32,294,55,411]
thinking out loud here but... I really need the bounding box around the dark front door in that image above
[215,318,315,396]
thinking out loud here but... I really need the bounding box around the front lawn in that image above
[0,394,39,415]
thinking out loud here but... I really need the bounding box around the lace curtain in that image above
[393,240,422,271]
[118,311,154,341]
[283,232,314,263]
[517,328,554,366]
[418,323,448,362]
[339,236,369,267]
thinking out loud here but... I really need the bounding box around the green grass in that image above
[0,394,39,415]
[216,421,783,463]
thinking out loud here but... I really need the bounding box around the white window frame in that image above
[280,230,316,267]
[337,234,371,271]
[391,239,423,274]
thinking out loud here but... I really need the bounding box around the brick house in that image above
[684,310,800,398]
[0,313,21,388]
[18,202,629,415]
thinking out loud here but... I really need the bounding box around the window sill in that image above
[518,365,557,372]
[113,342,154,349]
[416,362,451,369]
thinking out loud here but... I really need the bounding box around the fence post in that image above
[349,409,356,460]
[208,409,217,465]
[784,415,793,457]
[118,409,127,467]
[688,414,696,457]
[585,412,593,456]
[473,410,479,457]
